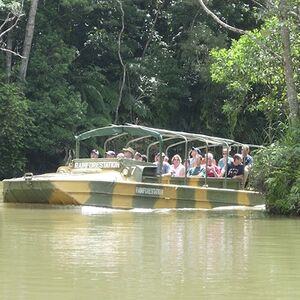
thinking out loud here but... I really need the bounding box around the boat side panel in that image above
[193,188,212,209]
[79,180,116,207]
[176,186,198,208]
[3,179,263,208]
[154,185,178,208]
[51,181,91,205]
[111,183,135,208]
[49,182,262,208]
[241,190,264,206]
[3,181,54,204]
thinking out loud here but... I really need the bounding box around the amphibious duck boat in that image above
[3,124,264,209]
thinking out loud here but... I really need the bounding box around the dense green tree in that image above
[0,0,278,176]
[252,121,300,215]
[24,32,86,172]
[210,12,299,142]
[206,0,300,215]
[0,80,32,179]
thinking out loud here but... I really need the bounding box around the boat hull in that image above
[3,178,264,209]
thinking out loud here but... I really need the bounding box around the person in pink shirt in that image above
[205,152,221,177]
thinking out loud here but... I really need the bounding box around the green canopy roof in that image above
[74,124,261,159]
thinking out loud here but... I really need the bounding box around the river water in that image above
[1,201,300,300]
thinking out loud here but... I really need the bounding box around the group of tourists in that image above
[90,147,147,162]
[89,144,253,181]
[154,145,253,181]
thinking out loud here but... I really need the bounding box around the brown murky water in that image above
[1,192,300,299]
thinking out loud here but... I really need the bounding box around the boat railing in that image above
[142,175,243,190]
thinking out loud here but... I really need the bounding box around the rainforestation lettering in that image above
[74,161,120,169]
[136,187,163,196]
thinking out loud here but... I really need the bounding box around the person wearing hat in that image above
[122,147,135,159]
[192,146,201,155]
[188,147,202,171]
[187,155,205,177]
[221,153,244,179]
[105,150,116,158]
[90,149,99,159]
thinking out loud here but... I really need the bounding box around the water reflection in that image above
[1,203,300,299]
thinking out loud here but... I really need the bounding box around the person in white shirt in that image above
[170,154,185,177]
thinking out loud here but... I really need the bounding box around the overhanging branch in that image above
[197,0,281,60]
[198,0,245,34]
[0,47,25,58]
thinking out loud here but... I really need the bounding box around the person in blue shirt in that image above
[154,152,171,175]
[218,147,233,170]
[241,144,253,167]
[241,144,253,185]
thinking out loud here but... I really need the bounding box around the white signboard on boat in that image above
[136,187,163,196]
[74,161,120,169]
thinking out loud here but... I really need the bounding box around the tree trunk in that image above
[114,0,126,124]
[142,0,164,58]
[279,0,299,122]
[19,0,39,81]
[6,25,13,81]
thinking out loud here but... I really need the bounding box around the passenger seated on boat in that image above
[134,152,142,161]
[170,154,185,177]
[187,155,205,177]
[90,149,99,159]
[221,153,244,179]
[141,154,148,162]
[117,152,125,158]
[204,152,221,177]
[188,147,202,172]
[154,152,171,175]
[122,147,135,159]
[241,144,253,185]
[218,147,233,169]
[201,153,217,166]
[105,150,116,158]
[241,144,253,167]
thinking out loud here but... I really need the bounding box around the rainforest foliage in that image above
[0,0,299,214]
[252,121,300,215]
